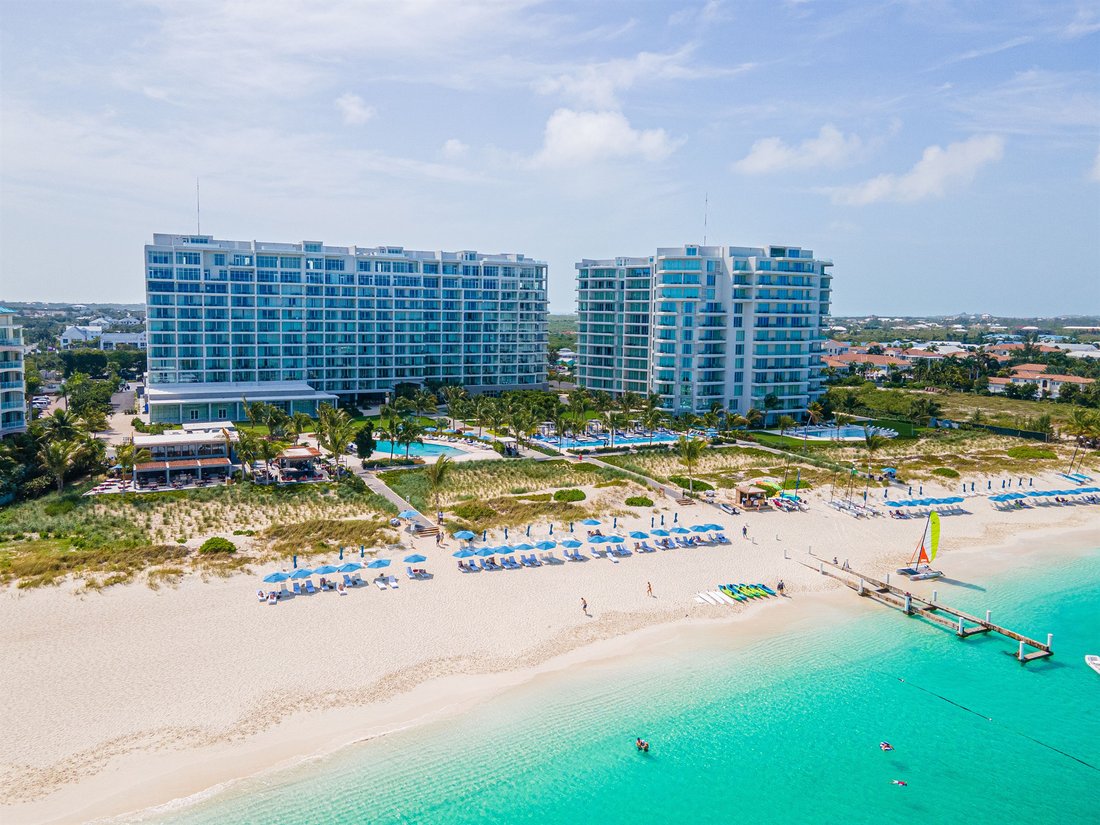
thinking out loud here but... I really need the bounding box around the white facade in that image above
[60,325,103,348]
[145,233,548,423]
[0,308,27,437]
[100,332,147,350]
[577,244,831,421]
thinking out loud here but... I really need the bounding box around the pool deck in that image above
[369,438,500,464]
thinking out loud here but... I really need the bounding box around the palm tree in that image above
[1065,407,1100,471]
[552,408,571,451]
[115,441,152,480]
[441,386,467,430]
[289,411,315,444]
[802,401,824,452]
[316,404,358,475]
[743,407,764,429]
[776,415,796,436]
[39,438,86,493]
[641,407,665,443]
[397,420,425,460]
[382,418,401,462]
[424,453,452,511]
[862,428,889,495]
[40,408,81,441]
[255,437,285,483]
[243,399,269,432]
[618,391,641,415]
[676,435,705,494]
[474,396,493,437]
[509,406,538,449]
[414,387,438,422]
[78,408,109,438]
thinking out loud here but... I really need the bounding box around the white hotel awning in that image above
[145,381,338,406]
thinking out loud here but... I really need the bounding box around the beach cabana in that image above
[735,484,769,509]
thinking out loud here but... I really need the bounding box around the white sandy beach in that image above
[2,475,1098,824]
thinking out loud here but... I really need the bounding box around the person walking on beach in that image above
[742,525,748,539]
[647,581,653,598]
[581,597,589,615]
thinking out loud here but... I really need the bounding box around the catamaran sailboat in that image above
[896,511,943,580]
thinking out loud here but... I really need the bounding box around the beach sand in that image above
[2,473,1097,824]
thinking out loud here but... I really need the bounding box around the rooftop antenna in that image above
[196,177,201,235]
[703,192,708,246]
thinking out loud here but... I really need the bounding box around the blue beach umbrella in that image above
[404,554,427,563]
[453,530,476,540]
[561,539,582,548]
[607,535,625,544]
[651,529,670,537]
[582,518,601,526]
[536,540,557,550]
[886,501,903,508]
[339,547,344,560]
[589,535,608,543]
[453,549,475,558]
[262,572,290,583]
[399,509,419,519]
[514,543,534,551]
[629,531,649,539]
[313,565,339,575]
[367,558,391,569]
[289,568,314,579]
[496,545,518,554]
[338,562,362,572]
[671,526,689,534]
[613,517,618,529]
[475,547,497,557]
[690,524,710,532]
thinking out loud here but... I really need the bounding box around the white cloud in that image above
[334,93,374,125]
[536,46,752,109]
[830,134,1004,205]
[933,35,1033,69]
[442,138,469,159]
[1090,147,1100,183]
[732,124,863,174]
[531,109,683,168]
[1062,8,1100,39]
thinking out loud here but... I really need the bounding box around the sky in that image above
[1,0,1098,316]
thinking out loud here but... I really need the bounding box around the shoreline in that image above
[2,500,1098,824]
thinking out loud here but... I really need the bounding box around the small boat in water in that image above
[896,511,943,580]
[1086,655,1100,675]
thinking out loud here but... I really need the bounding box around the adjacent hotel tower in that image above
[0,307,27,437]
[576,244,831,423]
[145,234,548,424]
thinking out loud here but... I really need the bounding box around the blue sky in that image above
[1,0,1098,315]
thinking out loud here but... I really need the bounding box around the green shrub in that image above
[198,536,237,554]
[624,495,653,507]
[452,501,497,522]
[515,493,551,502]
[932,467,960,478]
[44,497,79,517]
[1005,446,1057,460]
[668,475,714,492]
[553,488,586,502]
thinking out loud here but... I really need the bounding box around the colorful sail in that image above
[929,511,940,563]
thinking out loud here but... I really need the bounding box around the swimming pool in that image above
[372,440,469,457]
[533,432,683,450]
[779,425,897,441]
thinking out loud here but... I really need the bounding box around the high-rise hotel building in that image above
[144,234,548,424]
[0,307,27,437]
[576,244,831,422]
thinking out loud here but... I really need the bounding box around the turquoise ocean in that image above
[142,549,1100,825]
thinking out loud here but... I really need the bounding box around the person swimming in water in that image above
[636,738,649,752]
[891,780,907,786]
[880,742,894,751]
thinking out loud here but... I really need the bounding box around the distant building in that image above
[131,423,239,487]
[59,325,103,348]
[987,366,1095,399]
[0,308,27,437]
[823,339,850,356]
[99,332,147,351]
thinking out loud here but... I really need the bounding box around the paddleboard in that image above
[1086,655,1100,675]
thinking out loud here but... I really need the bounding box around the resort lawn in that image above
[857,388,1082,431]
[0,480,398,588]
[600,446,831,492]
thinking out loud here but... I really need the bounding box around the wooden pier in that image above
[796,555,1053,664]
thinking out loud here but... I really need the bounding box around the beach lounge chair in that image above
[385,575,400,588]
[257,590,267,602]
[407,566,419,580]
[267,593,278,605]
[342,574,355,587]
[292,582,303,595]
[478,559,492,571]
[614,545,631,557]
[374,578,388,591]
[305,580,318,594]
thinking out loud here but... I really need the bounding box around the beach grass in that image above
[378,459,629,511]
[0,481,397,588]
